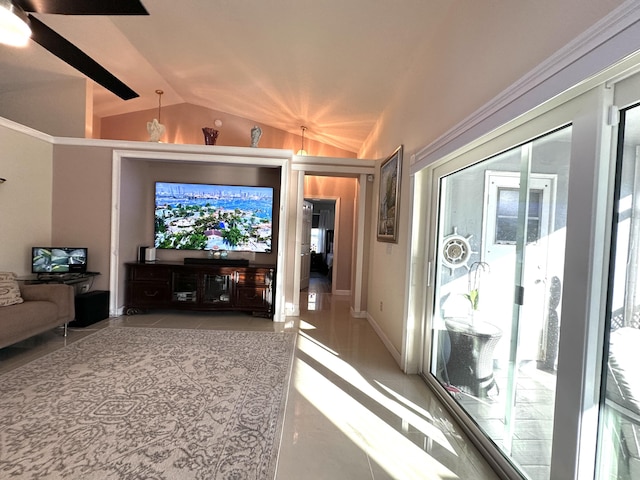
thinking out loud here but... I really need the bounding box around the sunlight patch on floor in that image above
[298,320,317,330]
[297,334,455,454]
[293,357,459,480]
[298,330,339,356]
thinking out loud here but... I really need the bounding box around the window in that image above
[495,188,543,244]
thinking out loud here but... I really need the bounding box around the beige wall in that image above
[304,175,356,294]
[0,79,89,138]
[360,0,625,357]
[0,123,53,275]
[101,103,357,158]
[51,145,284,307]
[52,145,114,291]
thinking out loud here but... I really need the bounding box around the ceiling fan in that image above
[0,0,149,100]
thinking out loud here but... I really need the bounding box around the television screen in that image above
[154,182,274,252]
[32,247,88,273]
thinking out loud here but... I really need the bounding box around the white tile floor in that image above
[0,275,501,480]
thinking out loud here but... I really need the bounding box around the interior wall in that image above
[354,175,373,313]
[0,79,89,138]
[51,145,113,291]
[359,0,625,361]
[0,122,53,275]
[100,103,357,158]
[118,157,150,302]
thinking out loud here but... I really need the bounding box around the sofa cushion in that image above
[0,272,23,307]
[0,301,58,348]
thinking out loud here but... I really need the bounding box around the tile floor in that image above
[0,273,501,480]
[456,364,555,480]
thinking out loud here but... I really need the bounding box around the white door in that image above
[300,201,313,290]
[482,171,556,363]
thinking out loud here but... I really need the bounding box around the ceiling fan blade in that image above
[28,15,139,100]
[14,0,148,15]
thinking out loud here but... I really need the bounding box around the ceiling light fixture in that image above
[0,0,31,47]
[297,126,308,156]
[147,89,165,142]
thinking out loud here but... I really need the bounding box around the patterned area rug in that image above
[0,327,296,479]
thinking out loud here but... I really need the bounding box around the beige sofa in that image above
[0,283,75,349]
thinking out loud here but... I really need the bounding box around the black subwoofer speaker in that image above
[71,290,110,327]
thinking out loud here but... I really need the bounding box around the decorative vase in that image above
[250,125,262,147]
[147,119,165,142]
[202,127,219,145]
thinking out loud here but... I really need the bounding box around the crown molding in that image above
[0,116,54,143]
[412,0,640,172]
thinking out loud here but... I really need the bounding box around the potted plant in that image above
[464,261,490,323]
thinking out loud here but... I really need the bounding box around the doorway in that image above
[301,198,336,293]
[482,171,557,365]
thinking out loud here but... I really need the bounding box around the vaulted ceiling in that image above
[0,0,453,153]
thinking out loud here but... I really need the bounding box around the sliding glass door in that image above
[429,126,571,479]
[597,103,640,480]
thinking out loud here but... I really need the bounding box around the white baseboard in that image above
[285,304,300,316]
[350,307,367,318]
[366,313,402,367]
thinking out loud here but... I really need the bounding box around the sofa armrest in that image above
[20,284,75,322]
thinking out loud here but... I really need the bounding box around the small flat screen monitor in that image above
[31,247,88,274]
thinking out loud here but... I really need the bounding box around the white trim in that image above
[367,312,402,365]
[352,174,368,316]
[350,307,367,318]
[275,158,291,322]
[107,148,290,166]
[412,0,640,172]
[108,151,122,316]
[109,147,291,322]
[0,116,53,142]
[330,198,341,295]
[292,171,305,313]
[292,163,375,175]
[334,289,351,296]
[293,155,376,169]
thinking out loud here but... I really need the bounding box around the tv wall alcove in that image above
[109,147,291,322]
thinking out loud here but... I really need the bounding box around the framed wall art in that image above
[377,145,403,243]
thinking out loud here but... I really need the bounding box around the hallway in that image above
[277,275,499,479]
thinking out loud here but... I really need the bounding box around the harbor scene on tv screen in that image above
[154,182,273,252]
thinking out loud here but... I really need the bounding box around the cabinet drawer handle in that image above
[144,290,160,297]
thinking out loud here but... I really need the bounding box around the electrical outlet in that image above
[379,301,383,311]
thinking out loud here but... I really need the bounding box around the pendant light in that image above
[0,0,31,47]
[147,89,165,142]
[297,126,308,156]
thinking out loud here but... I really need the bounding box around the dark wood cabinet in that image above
[125,262,275,318]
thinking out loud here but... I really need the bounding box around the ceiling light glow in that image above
[0,0,31,47]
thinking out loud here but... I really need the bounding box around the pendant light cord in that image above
[155,89,164,122]
[300,125,307,153]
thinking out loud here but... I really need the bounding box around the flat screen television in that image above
[154,182,274,252]
[31,247,88,274]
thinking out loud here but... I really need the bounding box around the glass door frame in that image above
[595,68,640,479]
[410,82,619,479]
